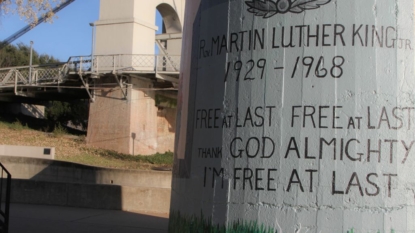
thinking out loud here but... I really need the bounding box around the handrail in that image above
[0,163,11,233]
[0,64,42,71]
[0,54,181,88]
[68,54,181,74]
[0,63,66,71]
[0,64,68,86]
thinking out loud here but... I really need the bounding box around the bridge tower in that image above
[86,0,185,155]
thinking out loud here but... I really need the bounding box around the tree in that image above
[0,42,59,68]
[0,0,63,25]
[45,100,89,130]
[0,42,89,130]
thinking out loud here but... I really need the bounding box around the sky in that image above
[0,0,163,62]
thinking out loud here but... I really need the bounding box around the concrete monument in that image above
[170,0,415,232]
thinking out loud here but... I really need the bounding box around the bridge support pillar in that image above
[94,0,184,56]
[86,0,183,156]
[87,78,175,156]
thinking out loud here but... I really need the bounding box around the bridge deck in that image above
[0,54,180,102]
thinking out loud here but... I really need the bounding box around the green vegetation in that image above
[156,94,177,108]
[52,124,67,138]
[97,150,173,165]
[45,100,89,130]
[0,42,60,68]
[168,211,275,233]
[4,119,29,131]
[59,150,173,170]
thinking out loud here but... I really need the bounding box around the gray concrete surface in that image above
[9,203,169,233]
[0,156,172,188]
[0,156,172,214]
[9,179,171,214]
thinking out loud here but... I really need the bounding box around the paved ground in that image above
[9,203,169,233]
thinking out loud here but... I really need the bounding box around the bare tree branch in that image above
[0,0,65,25]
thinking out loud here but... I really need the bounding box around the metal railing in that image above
[0,163,11,233]
[67,55,92,72]
[0,54,181,89]
[68,54,181,74]
[0,64,68,86]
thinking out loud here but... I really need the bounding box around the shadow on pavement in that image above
[9,203,168,233]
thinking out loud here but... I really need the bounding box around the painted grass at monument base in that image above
[346,230,396,233]
[168,211,275,233]
[168,211,397,233]
[170,0,415,232]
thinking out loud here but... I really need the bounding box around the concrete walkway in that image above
[9,203,169,233]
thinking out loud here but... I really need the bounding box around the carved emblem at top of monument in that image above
[245,0,332,18]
